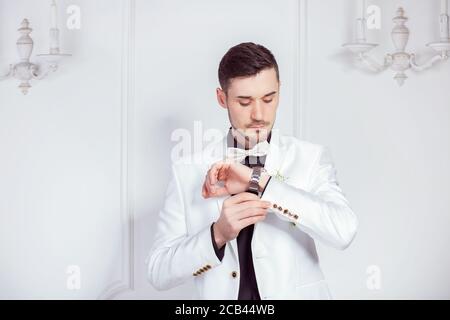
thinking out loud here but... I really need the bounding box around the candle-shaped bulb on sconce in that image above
[361,0,367,19]
[355,0,367,43]
[440,0,449,40]
[51,0,58,29]
[356,18,366,42]
[49,28,60,54]
[49,0,60,54]
[357,0,366,20]
[442,0,448,15]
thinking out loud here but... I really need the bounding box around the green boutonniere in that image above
[265,169,294,226]
[269,169,288,182]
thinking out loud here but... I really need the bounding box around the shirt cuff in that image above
[210,223,225,261]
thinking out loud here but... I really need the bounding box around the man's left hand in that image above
[202,161,270,198]
[202,161,251,198]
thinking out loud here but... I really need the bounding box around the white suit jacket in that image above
[146,129,358,300]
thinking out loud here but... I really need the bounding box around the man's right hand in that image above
[212,192,271,249]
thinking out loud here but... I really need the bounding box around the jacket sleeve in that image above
[145,165,223,291]
[261,146,358,250]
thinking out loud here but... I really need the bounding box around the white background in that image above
[0,0,449,299]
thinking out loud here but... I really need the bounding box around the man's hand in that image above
[212,192,271,248]
[202,161,270,199]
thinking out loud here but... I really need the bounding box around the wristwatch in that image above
[248,167,263,195]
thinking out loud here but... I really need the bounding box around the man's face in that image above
[216,67,280,145]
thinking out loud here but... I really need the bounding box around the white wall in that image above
[0,0,449,299]
[0,0,129,299]
[306,0,450,299]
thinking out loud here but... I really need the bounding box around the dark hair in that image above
[218,42,279,93]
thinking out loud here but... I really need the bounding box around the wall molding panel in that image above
[97,0,136,300]
[98,0,305,299]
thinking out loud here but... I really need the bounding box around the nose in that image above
[251,100,263,121]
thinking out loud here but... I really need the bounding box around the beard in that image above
[227,109,273,149]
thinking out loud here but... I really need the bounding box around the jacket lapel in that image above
[251,128,283,256]
[263,127,282,176]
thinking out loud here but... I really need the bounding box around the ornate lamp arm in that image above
[0,64,14,81]
[410,53,446,71]
[31,63,57,80]
[360,53,393,72]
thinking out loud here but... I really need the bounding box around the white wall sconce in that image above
[343,0,450,86]
[0,0,71,94]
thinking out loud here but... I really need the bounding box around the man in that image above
[146,42,358,299]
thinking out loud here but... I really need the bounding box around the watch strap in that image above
[248,167,262,194]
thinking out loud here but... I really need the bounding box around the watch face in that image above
[248,167,261,194]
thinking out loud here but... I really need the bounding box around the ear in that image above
[216,88,227,109]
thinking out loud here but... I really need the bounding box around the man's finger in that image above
[234,207,268,221]
[231,200,271,213]
[217,164,229,181]
[225,192,260,206]
[204,172,215,194]
[208,166,217,187]
[201,181,209,198]
[238,214,266,229]
[205,186,229,198]
[209,162,229,185]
